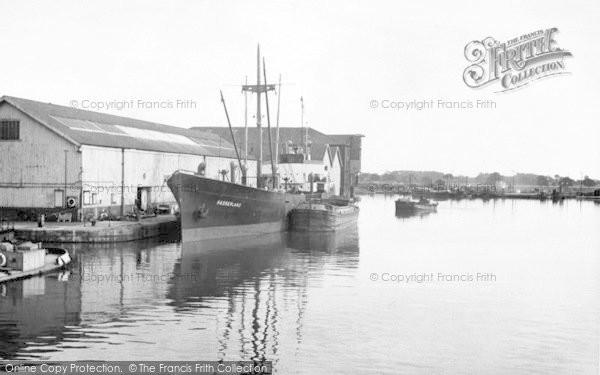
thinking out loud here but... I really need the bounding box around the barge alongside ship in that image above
[289,198,359,232]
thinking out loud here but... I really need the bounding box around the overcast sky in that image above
[1,0,598,178]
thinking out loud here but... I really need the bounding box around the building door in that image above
[137,187,151,212]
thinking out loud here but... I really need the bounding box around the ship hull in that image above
[289,208,359,232]
[167,171,305,241]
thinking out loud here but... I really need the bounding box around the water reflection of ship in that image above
[167,229,359,362]
[168,234,293,362]
[394,210,434,220]
[287,225,359,257]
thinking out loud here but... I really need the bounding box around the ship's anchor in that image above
[193,203,209,220]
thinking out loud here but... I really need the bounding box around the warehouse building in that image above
[0,96,256,221]
[262,142,343,195]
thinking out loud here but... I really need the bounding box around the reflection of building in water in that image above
[167,229,359,362]
[66,238,181,324]
[0,236,182,360]
[0,275,81,359]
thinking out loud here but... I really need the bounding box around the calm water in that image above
[1,196,599,374]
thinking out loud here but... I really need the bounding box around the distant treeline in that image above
[359,171,599,187]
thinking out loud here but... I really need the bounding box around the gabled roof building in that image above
[0,96,255,220]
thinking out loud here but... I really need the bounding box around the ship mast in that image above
[242,45,276,189]
[244,76,248,165]
[300,97,303,157]
[263,57,277,190]
[275,74,281,165]
[301,97,307,160]
[257,47,262,188]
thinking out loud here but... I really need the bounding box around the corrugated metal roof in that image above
[0,96,240,159]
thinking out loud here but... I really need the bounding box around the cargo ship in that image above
[168,171,304,241]
[168,47,309,241]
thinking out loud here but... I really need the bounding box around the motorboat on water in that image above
[395,196,438,213]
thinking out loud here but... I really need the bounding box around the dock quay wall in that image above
[14,215,179,243]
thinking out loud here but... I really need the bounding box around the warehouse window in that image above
[83,191,91,205]
[0,120,20,140]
